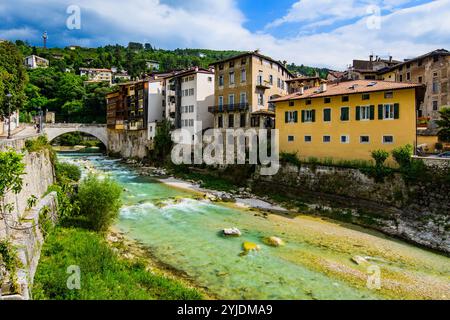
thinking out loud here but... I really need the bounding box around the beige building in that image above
[209,51,293,130]
[80,68,112,84]
[24,55,49,69]
[378,49,450,119]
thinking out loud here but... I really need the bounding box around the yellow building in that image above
[272,80,425,162]
[209,50,293,129]
[379,70,396,82]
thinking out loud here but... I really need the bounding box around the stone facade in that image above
[253,163,450,253]
[107,128,149,159]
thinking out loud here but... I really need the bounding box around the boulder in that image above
[223,228,241,237]
[351,255,369,265]
[242,241,261,252]
[205,193,218,202]
[264,236,284,247]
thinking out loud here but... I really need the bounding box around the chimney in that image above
[298,83,305,95]
[369,54,373,62]
[320,80,327,92]
[389,56,392,62]
[195,66,199,72]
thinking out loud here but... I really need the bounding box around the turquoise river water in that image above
[58,153,450,300]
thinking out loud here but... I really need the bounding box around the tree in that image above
[0,41,28,117]
[56,73,85,103]
[436,107,450,142]
[153,119,173,161]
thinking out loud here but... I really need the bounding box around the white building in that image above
[146,60,160,71]
[79,68,112,84]
[24,55,49,69]
[147,79,165,140]
[163,67,215,144]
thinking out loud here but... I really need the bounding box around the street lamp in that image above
[6,93,12,139]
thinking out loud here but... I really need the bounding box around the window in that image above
[219,64,224,70]
[240,113,246,127]
[360,136,370,144]
[189,88,194,96]
[406,72,411,81]
[323,108,331,122]
[258,93,264,106]
[289,101,295,107]
[306,99,312,105]
[208,77,212,82]
[304,135,312,143]
[189,119,194,127]
[342,96,349,102]
[241,69,246,82]
[288,135,295,142]
[277,78,281,88]
[269,75,273,85]
[384,91,393,99]
[418,59,423,67]
[399,74,403,82]
[362,93,370,100]
[189,105,194,113]
[418,76,423,83]
[383,135,394,144]
[340,107,349,121]
[218,96,223,107]
[219,75,224,86]
[251,116,260,127]
[229,94,235,105]
[301,110,315,122]
[356,105,374,120]
[218,115,223,128]
[241,58,246,65]
[323,135,331,143]
[240,92,247,104]
[285,111,298,123]
[379,104,399,119]
[433,101,438,111]
[406,63,411,69]
[228,114,234,128]
[229,71,235,85]
[432,80,439,94]
[229,61,234,68]
[324,97,331,104]
[340,135,349,144]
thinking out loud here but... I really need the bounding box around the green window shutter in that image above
[356,106,361,121]
[370,105,375,120]
[294,111,298,123]
[340,108,344,121]
[394,103,400,119]
[285,111,288,123]
[311,110,316,122]
[341,107,349,121]
[378,104,383,120]
[301,110,305,123]
[324,109,331,122]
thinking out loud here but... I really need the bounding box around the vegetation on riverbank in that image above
[33,155,203,300]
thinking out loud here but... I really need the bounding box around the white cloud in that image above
[0,0,448,70]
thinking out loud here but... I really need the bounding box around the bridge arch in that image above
[44,124,108,147]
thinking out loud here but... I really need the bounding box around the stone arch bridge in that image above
[44,123,108,147]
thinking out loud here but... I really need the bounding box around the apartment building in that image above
[24,55,49,69]
[147,78,165,140]
[345,55,400,81]
[163,67,215,142]
[80,68,113,84]
[208,51,293,130]
[106,80,148,131]
[272,80,425,162]
[287,76,321,94]
[378,49,450,119]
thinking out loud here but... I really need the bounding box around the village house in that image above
[80,67,113,84]
[208,50,293,131]
[24,55,49,69]
[272,80,425,162]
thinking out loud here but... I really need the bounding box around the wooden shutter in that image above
[370,105,375,120]
[311,110,316,122]
[394,103,400,119]
[294,111,298,123]
[378,104,383,120]
[356,106,361,121]
[285,111,288,123]
[301,110,305,123]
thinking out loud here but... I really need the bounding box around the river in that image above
[58,153,450,300]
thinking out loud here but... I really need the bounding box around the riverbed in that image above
[58,153,450,300]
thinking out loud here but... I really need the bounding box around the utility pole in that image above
[6,93,12,139]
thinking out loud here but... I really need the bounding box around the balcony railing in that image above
[208,103,249,113]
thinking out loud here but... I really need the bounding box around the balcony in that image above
[208,103,249,113]
[256,79,271,90]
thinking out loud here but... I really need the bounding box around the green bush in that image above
[435,142,443,151]
[25,135,49,153]
[55,162,81,183]
[33,228,203,300]
[76,174,122,232]
[392,144,413,168]
[371,149,390,167]
[280,152,302,167]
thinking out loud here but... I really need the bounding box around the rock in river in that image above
[223,228,241,237]
[242,241,261,252]
[264,236,284,247]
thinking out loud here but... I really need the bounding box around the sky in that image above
[0,0,449,70]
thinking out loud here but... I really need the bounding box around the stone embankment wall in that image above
[0,144,57,300]
[107,129,149,159]
[253,163,450,254]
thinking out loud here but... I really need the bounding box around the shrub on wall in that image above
[55,162,81,183]
[392,144,413,169]
[280,152,302,167]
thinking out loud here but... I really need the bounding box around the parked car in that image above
[437,152,450,158]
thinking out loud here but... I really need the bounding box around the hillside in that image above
[14,40,330,78]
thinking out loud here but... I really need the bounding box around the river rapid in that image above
[58,153,450,300]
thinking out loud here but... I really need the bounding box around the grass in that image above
[33,227,203,300]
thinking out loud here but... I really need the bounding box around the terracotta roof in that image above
[271,80,424,102]
[383,49,450,72]
[286,76,321,83]
[162,67,213,79]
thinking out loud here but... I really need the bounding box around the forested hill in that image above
[15,41,330,78]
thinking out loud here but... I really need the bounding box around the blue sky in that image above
[0,0,449,69]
